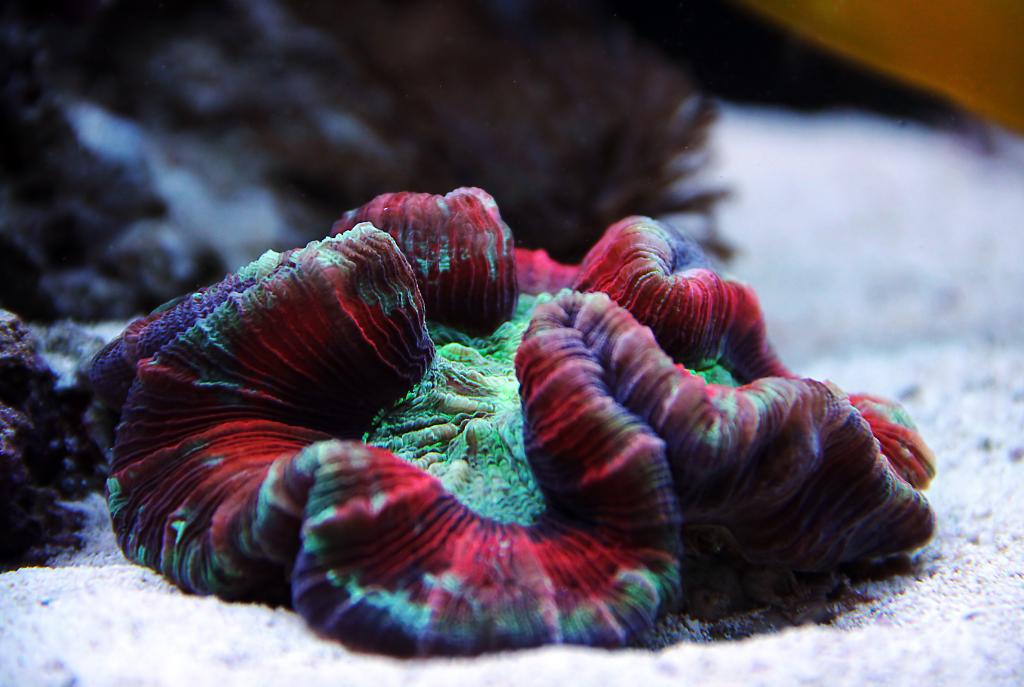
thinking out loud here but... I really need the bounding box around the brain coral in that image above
[89,187,936,656]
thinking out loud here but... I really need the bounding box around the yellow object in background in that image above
[735,0,1024,132]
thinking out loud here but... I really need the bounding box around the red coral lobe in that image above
[574,216,789,382]
[518,291,934,570]
[289,442,680,656]
[332,187,517,334]
[850,394,936,488]
[106,228,433,598]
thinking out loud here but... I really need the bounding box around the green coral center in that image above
[364,295,549,525]
[692,362,741,387]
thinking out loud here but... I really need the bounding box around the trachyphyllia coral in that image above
[89,187,935,656]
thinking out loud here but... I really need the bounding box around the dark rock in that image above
[0,3,224,322]
[0,310,106,566]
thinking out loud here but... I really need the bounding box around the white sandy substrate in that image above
[3,107,1023,686]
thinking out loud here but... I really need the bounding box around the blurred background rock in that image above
[6,0,1009,324]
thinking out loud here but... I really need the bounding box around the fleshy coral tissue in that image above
[88,187,935,657]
